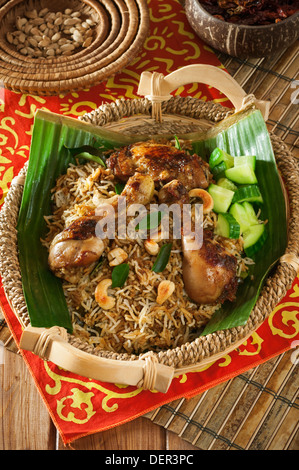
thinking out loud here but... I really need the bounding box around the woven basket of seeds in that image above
[0,65,298,393]
[0,0,149,94]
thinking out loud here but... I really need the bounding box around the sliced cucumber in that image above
[229,202,252,233]
[243,223,267,257]
[225,163,258,185]
[208,184,235,213]
[232,185,263,204]
[215,213,240,239]
[242,201,259,226]
[234,155,256,170]
[209,147,234,170]
[211,161,227,179]
[217,177,238,192]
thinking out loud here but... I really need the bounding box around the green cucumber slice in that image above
[211,161,227,179]
[232,185,263,204]
[229,202,252,233]
[208,184,235,213]
[209,147,234,170]
[242,201,259,225]
[215,213,240,239]
[225,164,258,184]
[234,155,256,170]
[217,177,238,192]
[243,223,267,257]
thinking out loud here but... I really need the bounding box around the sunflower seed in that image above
[32,17,44,25]
[46,48,55,56]
[60,42,75,51]
[64,18,80,26]
[72,30,83,43]
[39,8,49,17]
[24,22,33,34]
[83,36,92,48]
[25,10,37,19]
[30,27,40,36]
[38,36,50,47]
[6,32,13,44]
[54,17,63,26]
[27,37,38,47]
[16,17,27,30]
[18,33,26,43]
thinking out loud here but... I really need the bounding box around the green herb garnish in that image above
[136,211,165,231]
[65,145,106,167]
[111,263,130,288]
[174,135,181,150]
[152,243,172,273]
[114,182,126,194]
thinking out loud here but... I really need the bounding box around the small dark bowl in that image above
[185,0,299,58]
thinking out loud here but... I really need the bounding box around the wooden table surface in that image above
[0,12,298,452]
[0,346,197,450]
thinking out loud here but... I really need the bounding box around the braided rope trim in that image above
[0,98,298,370]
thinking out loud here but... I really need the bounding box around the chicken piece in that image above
[48,173,155,280]
[158,180,190,206]
[48,216,107,280]
[107,141,211,190]
[121,173,155,205]
[182,230,238,305]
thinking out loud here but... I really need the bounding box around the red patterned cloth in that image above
[0,0,298,445]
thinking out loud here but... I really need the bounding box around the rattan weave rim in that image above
[0,96,298,369]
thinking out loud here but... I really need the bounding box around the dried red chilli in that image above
[200,0,299,25]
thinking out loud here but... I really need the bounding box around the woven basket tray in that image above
[1,66,298,393]
[0,0,149,94]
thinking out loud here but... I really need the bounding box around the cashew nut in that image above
[92,193,119,208]
[108,247,128,266]
[95,279,115,310]
[188,188,214,213]
[156,280,175,305]
[144,239,160,256]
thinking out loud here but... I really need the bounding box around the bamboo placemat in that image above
[144,41,299,450]
[145,349,299,450]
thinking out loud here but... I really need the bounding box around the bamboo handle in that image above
[137,64,270,121]
[19,326,174,393]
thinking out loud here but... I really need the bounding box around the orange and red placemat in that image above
[0,0,298,445]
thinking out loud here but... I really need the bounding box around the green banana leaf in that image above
[196,108,288,335]
[17,111,139,332]
[17,107,287,337]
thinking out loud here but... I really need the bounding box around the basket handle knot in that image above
[280,253,299,275]
[137,351,159,391]
[33,326,68,360]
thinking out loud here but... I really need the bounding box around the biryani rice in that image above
[43,157,253,355]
